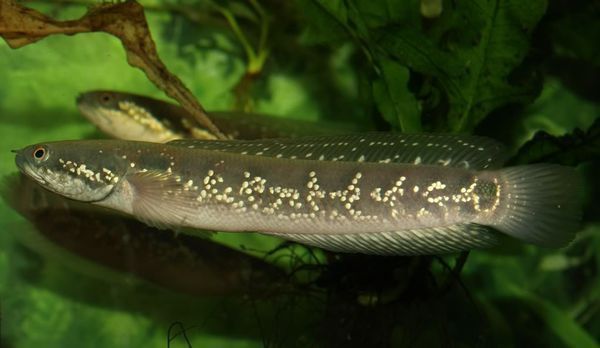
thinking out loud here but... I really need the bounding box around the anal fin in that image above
[270,224,501,255]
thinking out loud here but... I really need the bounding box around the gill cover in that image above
[14,141,127,203]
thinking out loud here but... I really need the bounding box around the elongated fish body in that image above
[14,133,581,255]
[76,91,365,142]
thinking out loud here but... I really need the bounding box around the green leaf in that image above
[353,0,420,28]
[522,78,599,137]
[297,0,350,44]
[379,0,548,132]
[509,118,600,166]
[376,28,464,78]
[302,0,424,131]
[372,57,421,132]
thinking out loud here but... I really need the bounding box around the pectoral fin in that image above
[126,170,201,232]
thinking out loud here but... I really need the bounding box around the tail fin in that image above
[490,164,582,247]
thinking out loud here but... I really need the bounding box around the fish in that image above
[2,173,288,297]
[76,90,366,142]
[13,133,582,255]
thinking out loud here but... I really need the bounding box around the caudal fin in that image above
[491,164,582,247]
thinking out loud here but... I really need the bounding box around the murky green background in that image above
[0,1,597,347]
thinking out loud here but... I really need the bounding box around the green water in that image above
[0,1,597,347]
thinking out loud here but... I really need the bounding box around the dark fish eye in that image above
[32,146,47,160]
[100,93,112,104]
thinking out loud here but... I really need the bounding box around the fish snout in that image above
[13,149,26,172]
[76,93,85,105]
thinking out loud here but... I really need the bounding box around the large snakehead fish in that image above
[14,133,581,255]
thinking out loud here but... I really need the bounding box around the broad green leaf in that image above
[372,58,421,131]
[376,28,464,79]
[509,118,599,166]
[518,78,600,145]
[297,0,349,44]
[353,0,420,28]
[380,0,548,132]
[475,76,600,153]
[312,0,349,27]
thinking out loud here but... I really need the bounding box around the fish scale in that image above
[14,134,581,255]
[117,149,485,234]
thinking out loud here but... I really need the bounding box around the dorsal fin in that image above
[168,133,507,169]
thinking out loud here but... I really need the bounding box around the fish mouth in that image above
[76,94,90,110]
[14,150,26,172]
[76,94,100,115]
[14,151,47,185]
[77,103,115,129]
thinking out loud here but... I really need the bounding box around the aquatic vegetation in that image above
[0,0,597,347]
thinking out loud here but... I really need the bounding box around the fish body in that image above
[14,133,581,255]
[76,91,365,142]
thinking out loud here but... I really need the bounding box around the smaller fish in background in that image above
[76,90,366,142]
[2,173,290,297]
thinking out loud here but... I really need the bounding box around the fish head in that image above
[77,90,123,116]
[14,141,128,202]
[77,91,176,142]
[77,91,131,138]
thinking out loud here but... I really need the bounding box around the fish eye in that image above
[100,93,112,104]
[32,146,48,161]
